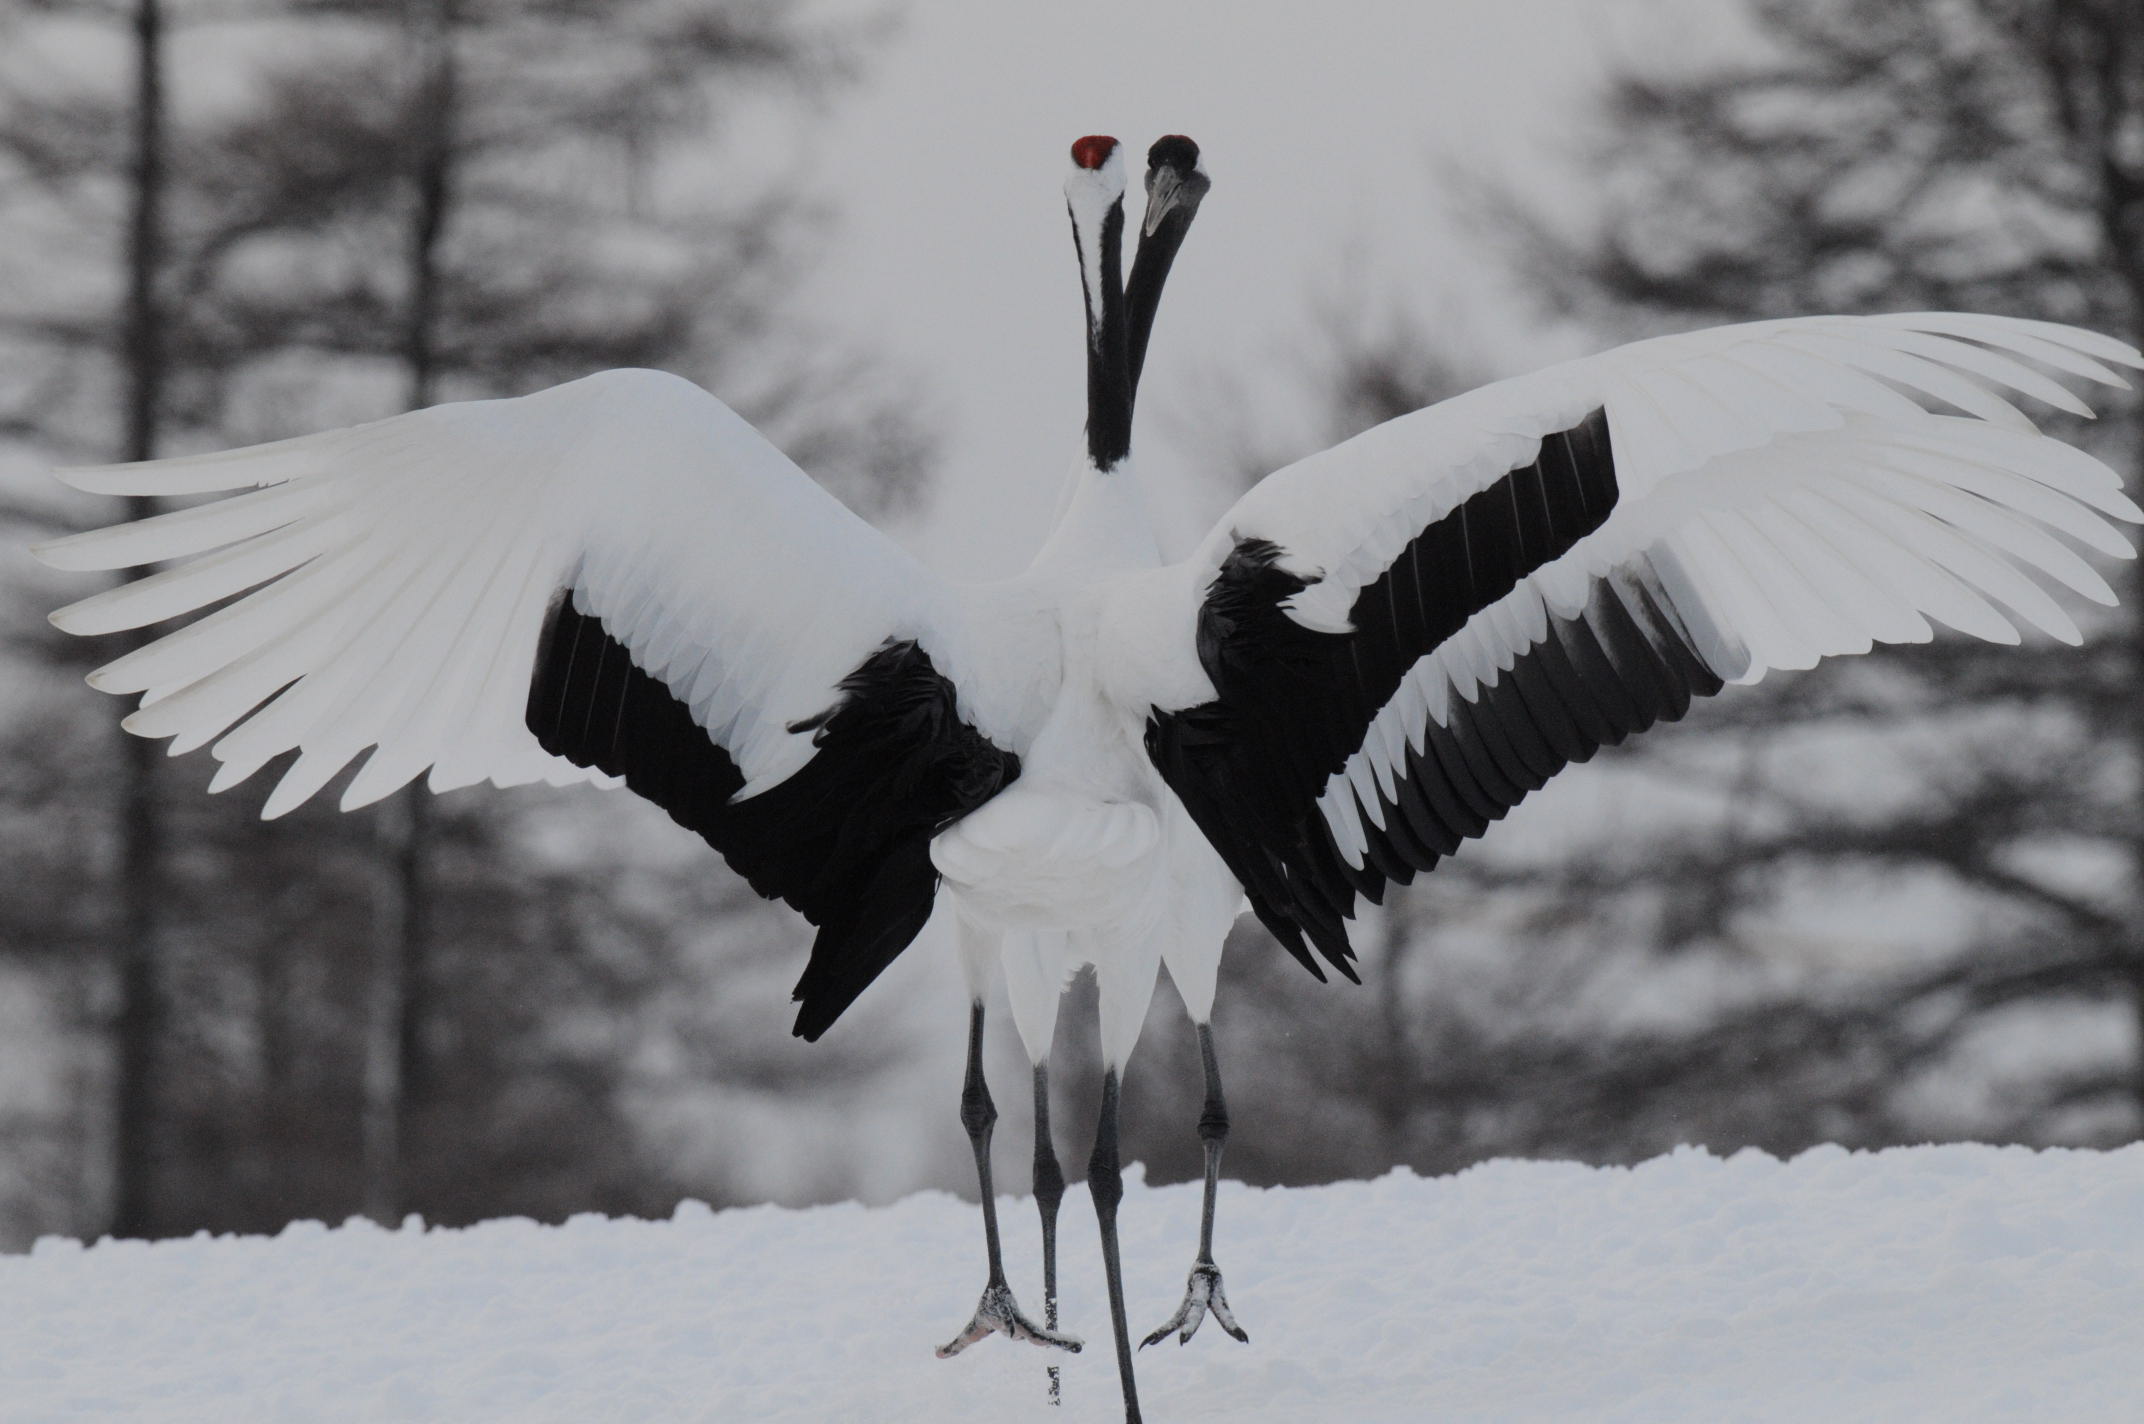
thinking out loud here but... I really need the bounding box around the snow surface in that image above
[6,1144,2143,1422]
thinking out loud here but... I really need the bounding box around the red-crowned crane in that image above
[34,133,2144,1424]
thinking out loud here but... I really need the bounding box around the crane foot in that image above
[1140,1261,1248,1349]
[937,1280,1083,1357]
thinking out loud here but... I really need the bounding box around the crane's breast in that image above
[930,784,1162,934]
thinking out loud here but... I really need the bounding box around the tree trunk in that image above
[2089,10,2144,1141]
[362,0,457,1224]
[2126,431,2144,1136]
[109,0,168,1242]
[1370,895,1419,1160]
[363,791,428,1223]
[2022,0,2144,1141]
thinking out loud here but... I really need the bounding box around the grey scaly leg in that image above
[1033,1063,1066,1403]
[1142,1023,1248,1348]
[938,1002,1081,1358]
[1089,1067,1144,1423]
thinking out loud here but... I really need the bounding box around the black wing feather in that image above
[528,601,1018,1040]
[1148,408,1728,977]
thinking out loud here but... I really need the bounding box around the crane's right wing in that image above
[36,368,1022,1039]
[1143,314,2143,980]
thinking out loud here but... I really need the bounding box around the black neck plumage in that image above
[1075,198,1132,470]
[1125,205,1194,413]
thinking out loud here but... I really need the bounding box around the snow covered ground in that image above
[6,1144,2142,1422]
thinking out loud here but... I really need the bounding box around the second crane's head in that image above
[1139,134,1209,240]
[1066,136,1132,471]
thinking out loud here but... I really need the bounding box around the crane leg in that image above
[1088,1067,1144,1423]
[1032,1062,1067,1403]
[1141,1022,1248,1349]
[939,1000,1082,1358]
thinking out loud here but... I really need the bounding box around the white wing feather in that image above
[36,369,980,818]
[1162,313,2142,860]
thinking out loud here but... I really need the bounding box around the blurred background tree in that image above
[0,0,927,1245]
[1476,0,2144,1151]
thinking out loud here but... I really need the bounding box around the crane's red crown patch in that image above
[1071,135,1118,170]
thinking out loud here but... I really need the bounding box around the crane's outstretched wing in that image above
[36,368,1018,1038]
[1144,314,2143,980]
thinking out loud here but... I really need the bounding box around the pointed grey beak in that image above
[1143,166,1187,237]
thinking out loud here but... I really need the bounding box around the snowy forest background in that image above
[3,0,2144,1252]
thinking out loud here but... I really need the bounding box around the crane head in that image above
[1142,134,1209,237]
[1065,134,1127,216]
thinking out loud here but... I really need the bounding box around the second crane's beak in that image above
[1143,165,1188,237]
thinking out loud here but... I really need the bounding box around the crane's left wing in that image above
[1143,314,2143,980]
[36,369,1022,1038]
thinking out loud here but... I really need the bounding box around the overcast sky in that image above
[792,0,1739,577]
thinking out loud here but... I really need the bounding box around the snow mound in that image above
[6,1144,2144,1422]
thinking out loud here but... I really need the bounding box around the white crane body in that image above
[927,418,1245,1066]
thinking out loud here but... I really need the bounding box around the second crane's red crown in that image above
[1071,135,1119,170]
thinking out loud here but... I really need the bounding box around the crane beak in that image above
[1143,167,1187,237]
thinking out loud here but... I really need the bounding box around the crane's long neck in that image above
[1127,137,1208,417]
[1125,208,1192,411]
[1033,144,1157,575]
[1036,140,1205,573]
[1076,196,1131,472]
